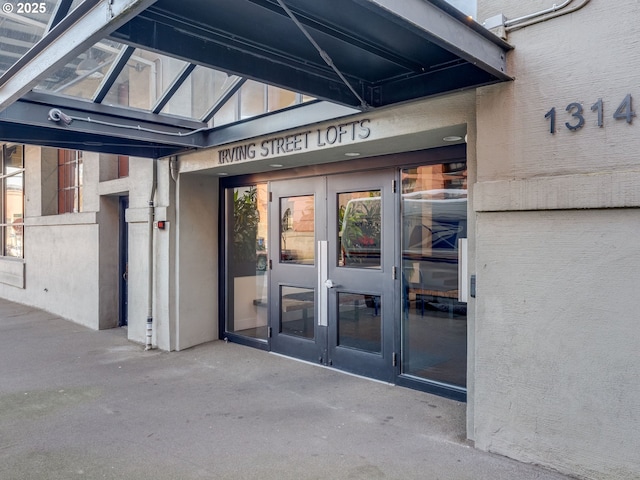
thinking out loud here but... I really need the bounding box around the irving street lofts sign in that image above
[218,119,371,164]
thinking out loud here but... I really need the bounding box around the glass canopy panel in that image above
[0,1,56,76]
[212,81,314,127]
[240,80,266,120]
[267,85,298,112]
[212,91,239,127]
[160,66,238,120]
[101,48,188,111]
[34,40,124,100]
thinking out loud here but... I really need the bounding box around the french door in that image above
[269,171,396,382]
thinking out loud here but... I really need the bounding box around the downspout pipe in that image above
[146,158,157,351]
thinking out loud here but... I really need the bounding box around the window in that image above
[118,155,129,178]
[58,149,83,213]
[0,144,24,258]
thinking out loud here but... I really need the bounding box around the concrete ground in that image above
[0,298,576,480]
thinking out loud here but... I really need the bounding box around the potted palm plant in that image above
[232,187,259,276]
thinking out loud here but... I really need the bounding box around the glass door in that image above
[269,172,396,381]
[400,162,468,396]
[269,177,326,362]
[325,172,395,381]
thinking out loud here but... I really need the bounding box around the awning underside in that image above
[0,0,511,157]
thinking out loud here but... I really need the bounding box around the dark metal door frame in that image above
[119,196,129,327]
[268,171,396,381]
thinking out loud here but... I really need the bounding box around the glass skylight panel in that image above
[1,0,317,128]
[34,40,123,100]
[0,0,57,76]
[212,91,239,127]
[101,49,188,112]
[213,81,314,127]
[160,66,238,120]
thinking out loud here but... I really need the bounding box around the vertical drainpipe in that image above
[146,158,157,351]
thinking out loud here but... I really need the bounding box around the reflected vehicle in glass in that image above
[340,189,467,296]
[402,189,467,297]
[339,195,381,267]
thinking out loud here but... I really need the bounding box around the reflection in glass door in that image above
[225,184,269,341]
[401,163,467,393]
[269,172,395,381]
[326,173,395,381]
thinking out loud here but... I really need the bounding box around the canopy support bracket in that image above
[275,0,370,111]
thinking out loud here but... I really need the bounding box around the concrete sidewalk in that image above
[0,299,574,480]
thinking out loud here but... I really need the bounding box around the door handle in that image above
[324,279,339,289]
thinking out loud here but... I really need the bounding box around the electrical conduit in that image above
[146,158,157,351]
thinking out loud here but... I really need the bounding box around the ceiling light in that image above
[443,135,463,142]
[270,164,283,168]
[344,152,360,157]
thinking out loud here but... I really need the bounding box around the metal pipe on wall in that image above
[504,0,574,27]
[146,158,157,351]
[504,0,591,32]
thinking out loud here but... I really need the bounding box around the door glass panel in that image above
[337,293,381,353]
[280,195,314,265]
[226,184,269,340]
[338,190,381,268]
[280,286,315,339]
[401,163,467,388]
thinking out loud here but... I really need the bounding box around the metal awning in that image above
[0,0,511,157]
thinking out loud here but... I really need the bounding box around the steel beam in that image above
[0,0,158,112]
[201,101,358,148]
[354,0,511,81]
[374,62,501,105]
[110,13,363,108]
[45,0,74,32]
[0,121,184,158]
[0,94,206,151]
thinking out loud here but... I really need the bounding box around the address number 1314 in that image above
[545,94,635,134]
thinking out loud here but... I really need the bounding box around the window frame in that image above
[0,143,25,258]
[58,149,83,214]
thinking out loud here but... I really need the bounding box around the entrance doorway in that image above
[222,147,468,398]
[269,171,396,382]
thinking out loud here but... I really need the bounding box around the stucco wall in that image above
[474,210,640,479]
[122,157,155,346]
[10,221,100,328]
[473,0,640,478]
[175,172,218,350]
[0,147,113,330]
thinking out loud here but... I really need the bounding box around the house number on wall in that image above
[545,94,636,134]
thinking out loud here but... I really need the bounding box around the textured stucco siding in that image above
[473,0,640,478]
